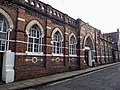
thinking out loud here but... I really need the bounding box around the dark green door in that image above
[0,53,3,81]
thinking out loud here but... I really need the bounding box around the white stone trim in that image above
[46,26,51,30]
[15,53,79,57]
[0,51,5,52]
[65,32,69,35]
[15,53,26,55]
[25,20,44,37]
[52,53,63,56]
[80,49,85,51]
[83,33,95,50]
[0,8,14,29]
[25,51,43,56]
[45,54,52,56]
[80,56,85,57]
[85,47,90,50]
[51,27,64,41]
[17,18,25,22]
[25,57,43,63]
[69,54,77,57]
[70,54,77,57]
[96,56,100,57]
[8,39,81,50]
[69,33,77,44]
[52,57,63,63]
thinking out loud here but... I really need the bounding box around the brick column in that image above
[64,26,69,68]
[45,19,52,68]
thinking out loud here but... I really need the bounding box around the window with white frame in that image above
[27,25,42,53]
[70,36,76,55]
[53,31,62,54]
[0,15,8,51]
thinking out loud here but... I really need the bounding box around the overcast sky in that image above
[40,0,120,33]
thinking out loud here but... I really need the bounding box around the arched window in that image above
[70,36,76,55]
[53,31,62,54]
[27,25,42,53]
[0,15,8,51]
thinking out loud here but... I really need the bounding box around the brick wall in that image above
[0,0,119,81]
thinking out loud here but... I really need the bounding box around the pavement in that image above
[0,62,120,90]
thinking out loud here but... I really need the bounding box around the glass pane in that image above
[0,33,7,39]
[29,30,32,36]
[37,30,40,38]
[0,40,5,51]
[3,22,7,32]
[28,44,33,52]
[39,45,41,52]
[57,47,59,54]
[0,16,3,20]
[0,21,2,31]
[54,46,56,53]
[53,32,62,54]
[29,38,33,43]
[34,44,38,52]
[34,39,39,43]
[57,42,60,47]
[53,35,57,41]
[32,29,36,37]
[53,42,56,53]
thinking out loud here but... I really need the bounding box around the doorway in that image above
[84,47,92,66]
[0,53,3,81]
[85,50,89,66]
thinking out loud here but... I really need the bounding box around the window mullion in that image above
[55,41,57,54]
[59,41,60,54]
[1,21,3,32]
[75,44,76,55]
[40,37,42,52]
[27,37,29,52]
[33,38,35,52]
[61,41,62,54]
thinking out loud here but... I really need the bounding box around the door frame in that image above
[85,47,92,66]
[0,52,3,81]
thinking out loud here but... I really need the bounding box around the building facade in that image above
[0,0,119,83]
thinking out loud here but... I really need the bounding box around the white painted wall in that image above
[2,50,15,83]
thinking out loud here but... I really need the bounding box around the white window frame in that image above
[69,36,77,56]
[69,33,77,57]
[52,31,63,56]
[0,16,8,52]
[26,25,43,56]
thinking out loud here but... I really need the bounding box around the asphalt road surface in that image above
[25,64,120,90]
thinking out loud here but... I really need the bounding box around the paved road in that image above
[24,64,120,90]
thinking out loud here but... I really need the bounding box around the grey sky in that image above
[40,0,120,33]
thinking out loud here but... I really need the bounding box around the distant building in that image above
[104,29,120,62]
[0,0,119,83]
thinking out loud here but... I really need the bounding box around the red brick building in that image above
[0,0,119,83]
